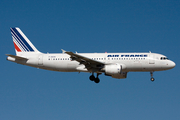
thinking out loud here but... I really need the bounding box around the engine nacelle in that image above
[105,64,121,75]
[104,63,127,79]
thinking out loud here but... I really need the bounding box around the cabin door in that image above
[149,54,155,64]
[38,55,43,65]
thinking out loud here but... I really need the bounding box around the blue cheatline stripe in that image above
[11,28,34,52]
[11,32,26,51]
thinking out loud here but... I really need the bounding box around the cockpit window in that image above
[160,57,168,60]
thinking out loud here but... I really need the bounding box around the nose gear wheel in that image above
[150,72,155,82]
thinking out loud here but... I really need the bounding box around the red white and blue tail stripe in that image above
[10,27,40,54]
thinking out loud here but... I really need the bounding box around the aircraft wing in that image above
[63,49,105,71]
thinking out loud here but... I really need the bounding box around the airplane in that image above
[6,27,176,83]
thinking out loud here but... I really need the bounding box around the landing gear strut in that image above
[150,72,155,82]
[89,73,101,83]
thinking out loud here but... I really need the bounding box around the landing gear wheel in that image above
[150,72,155,82]
[151,77,155,82]
[89,73,101,83]
[89,75,95,81]
[94,78,100,83]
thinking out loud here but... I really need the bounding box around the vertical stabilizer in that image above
[10,27,41,56]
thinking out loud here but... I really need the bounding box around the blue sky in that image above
[1,0,180,120]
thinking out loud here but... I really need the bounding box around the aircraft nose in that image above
[168,61,176,69]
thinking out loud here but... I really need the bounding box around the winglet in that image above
[61,49,66,54]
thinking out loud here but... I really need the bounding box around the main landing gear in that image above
[150,71,155,82]
[89,73,101,83]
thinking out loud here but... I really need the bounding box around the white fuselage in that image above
[8,52,175,73]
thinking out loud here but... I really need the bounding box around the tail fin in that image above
[10,27,41,55]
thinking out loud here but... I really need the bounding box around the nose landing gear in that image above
[150,72,155,82]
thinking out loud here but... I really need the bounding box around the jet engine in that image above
[105,64,121,75]
[104,63,127,79]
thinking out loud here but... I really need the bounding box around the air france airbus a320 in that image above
[6,27,176,83]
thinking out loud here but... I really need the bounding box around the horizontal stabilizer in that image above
[6,54,28,60]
